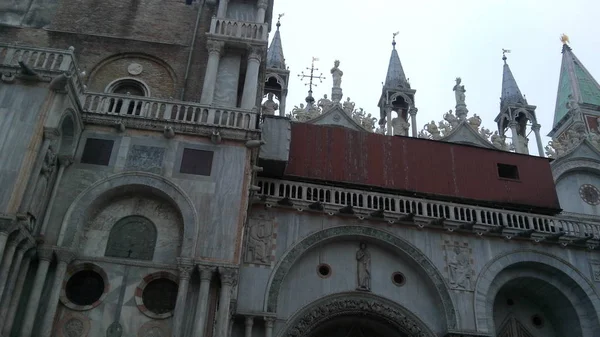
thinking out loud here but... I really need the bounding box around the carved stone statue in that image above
[566,94,583,123]
[438,121,451,137]
[491,131,508,150]
[517,134,529,154]
[317,94,333,112]
[423,120,441,140]
[467,114,481,130]
[448,246,471,290]
[362,113,377,131]
[356,242,371,291]
[342,97,355,115]
[392,115,410,136]
[479,127,492,140]
[443,110,459,128]
[261,93,279,115]
[245,218,273,264]
[331,60,343,88]
[453,77,466,106]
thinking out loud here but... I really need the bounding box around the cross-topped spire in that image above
[392,31,399,49]
[502,48,511,64]
[298,57,326,104]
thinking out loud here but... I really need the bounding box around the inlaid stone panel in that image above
[124,145,165,174]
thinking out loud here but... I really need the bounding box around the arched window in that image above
[105,216,157,260]
[105,78,149,96]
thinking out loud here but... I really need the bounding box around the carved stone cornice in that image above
[55,248,76,264]
[207,40,225,55]
[198,265,216,281]
[37,246,54,262]
[218,267,238,286]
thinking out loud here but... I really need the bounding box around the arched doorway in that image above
[308,316,408,337]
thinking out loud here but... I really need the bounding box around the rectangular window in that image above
[497,163,519,180]
[80,138,114,166]
[180,148,214,176]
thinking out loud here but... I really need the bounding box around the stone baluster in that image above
[256,0,268,23]
[264,317,275,337]
[200,40,225,106]
[192,265,216,337]
[532,123,544,157]
[39,156,73,235]
[1,251,32,335]
[39,248,76,337]
[20,246,54,337]
[0,232,25,301]
[0,219,16,263]
[217,0,229,18]
[244,316,254,337]
[241,48,263,110]
[173,259,194,337]
[215,267,237,337]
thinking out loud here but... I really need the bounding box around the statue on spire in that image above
[453,77,468,120]
[330,60,344,103]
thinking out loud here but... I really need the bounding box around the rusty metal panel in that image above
[285,124,560,211]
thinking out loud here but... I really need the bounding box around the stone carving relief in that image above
[262,93,279,115]
[55,312,91,337]
[342,97,355,115]
[318,94,333,112]
[245,216,274,264]
[65,318,84,337]
[138,321,170,337]
[356,242,371,291]
[589,260,600,282]
[285,295,432,337]
[545,127,590,158]
[124,145,165,174]
[444,242,474,291]
[392,114,410,136]
[128,63,143,76]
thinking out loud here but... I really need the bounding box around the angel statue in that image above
[331,60,343,88]
[424,120,441,139]
[453,77,466,105]
[479,127,492,139]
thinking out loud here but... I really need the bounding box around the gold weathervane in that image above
[560,34,570,45]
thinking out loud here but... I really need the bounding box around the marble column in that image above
[173,260,194,337]
[0,243,32,330]
[532,124,544,157]
[215,267,237,337]
[1,252,32,335]
[264,317,275,337]
[256,0,268,23]
[39,249,75,337]
[217,0,229,18]
[279,90,287,117]
[409,107,418,137]
[241,48,263,110]
[192,265,216,337]
[19,246,54,337]
[244,316,254,337]
[200,40,225,106]
[508,121,520,153]
[39,156,72,235]
[0,232,25,301]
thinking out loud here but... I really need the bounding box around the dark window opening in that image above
[81,138,114,166]
[497,163,519,180]
[180,148,214,176]
[143,279,178,314]
[65,270,105,306]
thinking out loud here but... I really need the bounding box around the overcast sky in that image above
[269,0,600,150]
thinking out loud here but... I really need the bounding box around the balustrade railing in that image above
[257,178,600,240]
[82,92,259,130]
[0,44,84,94]
[209,17,268,42]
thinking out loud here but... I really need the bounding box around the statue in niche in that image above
[356,242,371,291]
[448,246,471,290]
[331,60,343,88]
[318,94,333,112]
[343,97,355,115]
[566,94,583,123]
[392,115,410,136]
[453,77,466,106]
[31,145,57,218]
[262,93,279,115]
[246,219,273,264]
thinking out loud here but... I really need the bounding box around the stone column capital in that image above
[408,106,418,115]
[55,248,76,264]
[177,260,194,280]
[508,121,519,128]
[218,267,238,286]
[247,47,264,62]
[257,0,268,9]
[264,316,276,327]
[532,123,541,132]
[197,264,216,281]
[245,316,254,326]
[207,40,225,55]
[37,246,54,262]
[58,155,74,167]
[8,231,26,247]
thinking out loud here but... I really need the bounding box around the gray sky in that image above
[270,0,600,149]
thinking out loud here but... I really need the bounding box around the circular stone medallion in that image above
[127,63,143,76]
[579,184,600,205]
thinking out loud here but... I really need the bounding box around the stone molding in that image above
[55,248,76,264]
[60,262,109,311]
[551,158,600,182]
[473,249,600,335]
[58,171,199,256]
[7,231,26,247]
[207,40,225,55]
[279,292,435,337]
[43,127,61,140]
[38,246,55,261]
[264,226,457,330]
[135,271,179,319]
[58,155,74,167]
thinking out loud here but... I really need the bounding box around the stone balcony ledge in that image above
[207,17,269,45]
[81,92,261,138]
[256,178,600,249]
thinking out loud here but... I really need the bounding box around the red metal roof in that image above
[285,123,561,213]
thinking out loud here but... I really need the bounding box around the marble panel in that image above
[213,54,241,108]
[124,145,165,174]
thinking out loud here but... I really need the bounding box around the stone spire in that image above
[384,34,409,89]
[551,35,600,128]
[500,50,527,109]
[266,14,285,70]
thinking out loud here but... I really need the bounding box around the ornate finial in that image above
[560,34,570,45]
[298,57,326,103]
[392,31,399,49]
[277,13,284,29]
[502,49,511,63]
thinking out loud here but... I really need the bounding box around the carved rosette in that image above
[207,40,225,55]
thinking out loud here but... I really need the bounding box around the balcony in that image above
[81,92,260,135]
[256,178,600,248]
[207,17,268,44]
[0,44,85,94]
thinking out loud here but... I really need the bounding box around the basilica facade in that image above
[0,1,600,337]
